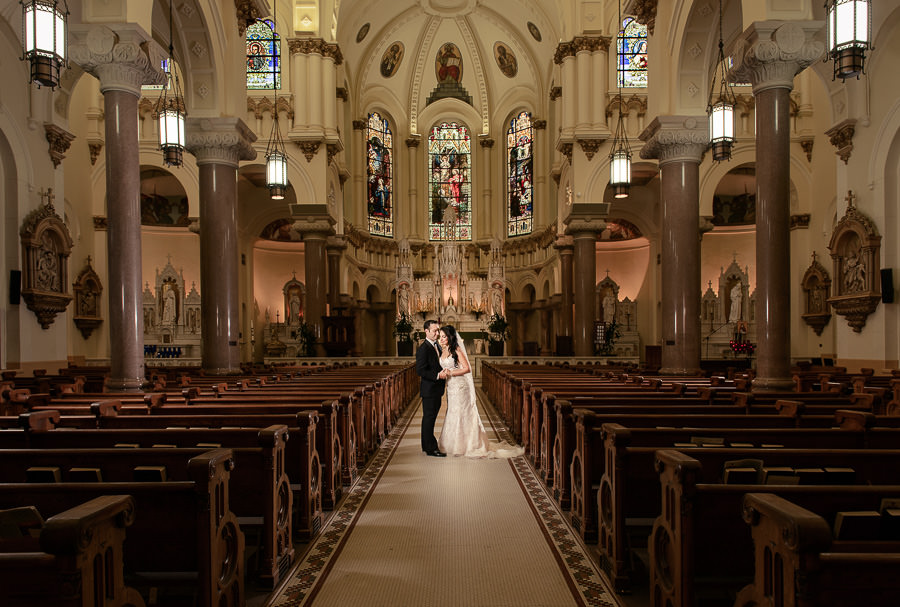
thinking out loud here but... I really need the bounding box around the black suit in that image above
[415,339,445,452]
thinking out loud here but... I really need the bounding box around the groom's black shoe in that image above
[426,449,447,457]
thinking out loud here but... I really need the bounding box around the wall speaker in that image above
[9,270,21,305]
[882,268,894,304]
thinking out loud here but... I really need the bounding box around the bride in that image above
[437,324,524,458]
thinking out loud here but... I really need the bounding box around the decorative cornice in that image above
[336,86,348,101]
[553,41,574,65]
[185,117,257,167]
[727,21,825,93]
[234,0,266,36]
[639,115,709,164]
[549,86,562,101]
[533,119,547,130]
[352,119,366,131]
[93,216,108,230]
[554,36,610,64]
[288,38,343,64]
[405,137,421,148]
[88,142,103,166]
[297,140,321,162]
[247,96,294,121]
[479,138,495,148]
[578,139,604,161]
[558,142,573,163]
[629,0,658,35]
[69,25,167,96]
[326,143,341,164]
[825,119,855,164]
[44,124,75,168]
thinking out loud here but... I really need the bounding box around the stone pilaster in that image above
[564,203,608,357]
[186,117,257,374]
[640,116,708,375]
[292,205,337,356]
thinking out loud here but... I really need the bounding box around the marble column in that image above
[185,118,257,375]
[69,25,166,391]
[293,211,336,356]
[564,212,606,357]
[326,235,347,310]
[639,116,709,375]
[730,21,823,390]
[554,236,575,355]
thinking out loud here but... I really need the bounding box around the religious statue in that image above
[289,291,302,325]
[491,287,503,315]
[843,251,866,292]
[162,284,177,325]
[602,292,616,323]
[728,282,743,323]
[398,285,410,316]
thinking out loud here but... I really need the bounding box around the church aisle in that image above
[268,389,621,607]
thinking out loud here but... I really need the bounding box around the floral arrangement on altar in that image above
[729,339,755,356]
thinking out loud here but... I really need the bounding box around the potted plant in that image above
[393,312,415,356]
[297,320,317,357]
[486,313,510,356]
[596,320,621,356]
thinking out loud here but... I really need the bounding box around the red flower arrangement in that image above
[729,340,755,355]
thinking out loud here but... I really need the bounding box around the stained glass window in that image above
[617,17,648,88]
[366,112,393,238]
[507,112,534,237]
[246,19,281,89]
[428,122,472,241]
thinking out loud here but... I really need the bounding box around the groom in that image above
[415,319,447,457]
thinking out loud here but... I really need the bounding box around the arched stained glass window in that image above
[428,122,471,241]
[247,19,281,89]
[507,111,534,236]
[617,17,648,88]
[366,112,393,237]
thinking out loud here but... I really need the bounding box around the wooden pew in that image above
[598,440,900,593]
[0,427,291,588]
[9,413,323,542]
[651,449,900,607]
[0,449,243,607]
[735,493,900,607]
[0,495,145,607]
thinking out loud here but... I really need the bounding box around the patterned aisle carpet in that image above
[268,389,621,607]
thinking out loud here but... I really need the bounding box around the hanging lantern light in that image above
[21,0,68,89]
[707,0,736,162]
[825,0,872,80]
[156,2,186,167]
[609,0,631,199]
[265,4,289,199]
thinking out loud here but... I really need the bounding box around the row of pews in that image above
[482,361,900,607]
[0,362,418,607]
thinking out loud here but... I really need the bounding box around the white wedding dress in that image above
[438,343,524,458]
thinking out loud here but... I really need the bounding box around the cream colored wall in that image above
[596,239,650,301]
[141,227,201,294]
[252,240,307,325]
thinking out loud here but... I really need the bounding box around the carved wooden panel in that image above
[19,189,73,328]
[827,191,881,332]
[72,257,103,339]
[800,252,831,336]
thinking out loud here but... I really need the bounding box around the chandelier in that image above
[156,0,186,167]
[825,0,872,80]
[707,0,736,162]
[265,2,289,200]
[21,0,68,89]
[609,0,631,198]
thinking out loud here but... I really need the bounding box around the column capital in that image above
[290,203,337,239]
[70,24,166,96]
[326,234,348,253]
[553,235,574,252]
[639,115,709,165]
[185,117,257,167]
[728,20,824,94]
[564,203,608,238]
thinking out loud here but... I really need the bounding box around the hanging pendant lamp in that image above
[825,0,872,81]
[707,0,736,162]
[156,0,186,167]
[21,0,68,88]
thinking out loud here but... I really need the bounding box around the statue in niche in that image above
[36,232,60,291]
[602,292,616,323]
[728,282,743,323]
[289,290,302,325]
[162,284,177,324]
[398,284,410,316]
[842,250,866,292]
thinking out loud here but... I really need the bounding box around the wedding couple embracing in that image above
[415,319,524,458]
